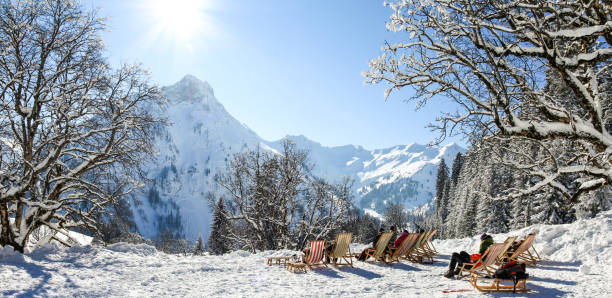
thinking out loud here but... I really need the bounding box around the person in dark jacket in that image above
[444,233,494,278]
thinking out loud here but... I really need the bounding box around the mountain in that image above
[131,75,466,241]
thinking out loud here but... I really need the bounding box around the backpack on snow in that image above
[493,261,529,293]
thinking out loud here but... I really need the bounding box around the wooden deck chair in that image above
[456,237,515,279]
[287,240,327,272]
[389,233,419,263]
[423,229,438,255]
[468,243,530,293]
[327,232,353,267]
[406,232,434,264]
[503,233,539,266]
[363,232,393,265]
[462,243,507,277]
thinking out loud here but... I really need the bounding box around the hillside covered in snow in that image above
[133,75,466,241]
[1,209,609,297]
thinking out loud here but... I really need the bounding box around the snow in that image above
[1,210,610,297]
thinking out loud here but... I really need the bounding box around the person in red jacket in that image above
[388,229,409,256]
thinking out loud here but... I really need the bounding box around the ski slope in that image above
[1,211,610,297]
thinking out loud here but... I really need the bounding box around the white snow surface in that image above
[1,210,610,297]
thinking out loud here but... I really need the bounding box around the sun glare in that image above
[146,0,215,48]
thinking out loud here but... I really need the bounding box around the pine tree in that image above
[450,153,464,186]
[194,235,204,256]
[435,159,449,221]
[208,198,232,255]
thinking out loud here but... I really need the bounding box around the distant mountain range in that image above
[131,75,466,240]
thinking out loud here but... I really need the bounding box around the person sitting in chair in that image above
[357,227,385,261]
[444,233,494,278]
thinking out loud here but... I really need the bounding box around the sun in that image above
[145,0,215,48]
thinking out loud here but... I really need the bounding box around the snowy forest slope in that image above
[132,75,466,241]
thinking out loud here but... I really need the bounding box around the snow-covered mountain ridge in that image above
[132,75,466,240]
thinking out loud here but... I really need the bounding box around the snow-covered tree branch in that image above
[364,0,611,202]
[0,0,164,252]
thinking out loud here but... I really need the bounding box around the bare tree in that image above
[364,0,611,203]
[213,141,309,251]
[0,0,163,252]
[295,177,352,249]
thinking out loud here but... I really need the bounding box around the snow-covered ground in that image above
[1,211,610,297]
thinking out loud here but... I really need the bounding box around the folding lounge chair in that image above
[456,237,515,279]
[287,240,327,273]
[389,233,419,263]
[327,232,354,267]
[467,243,530,293]
[423,229,438,256]
[363,232,393,265]
[503,233,539,266]
[406,232,434,264]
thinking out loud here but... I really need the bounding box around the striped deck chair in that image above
[327,232,353,267]
[457,237,516,279]
[469,243,530,293]
[389,233,419,263]
[363,232,393,265]
[287,240,327,272]
[503,233,540,266]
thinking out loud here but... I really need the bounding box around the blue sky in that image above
[87,0,464,150]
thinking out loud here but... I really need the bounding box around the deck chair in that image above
[456,237,515,279]
[406,232,434,264]
[503,233,539,266]
[423,229,438,256]
[363,232,393,265]
[287,240,327,272]
[468,243,530,293]
[389,233,419,263]
[327,232,353,267]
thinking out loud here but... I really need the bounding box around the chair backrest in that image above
[394,233,419,257]
[510,233,536,258]
[307,240,326,265]
[329,233,352,258]
[414,232,427,248]
[426,229,437,242]
[478,243,506,268]
[373,232,393,257]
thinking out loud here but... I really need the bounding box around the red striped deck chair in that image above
[303,240,327,269]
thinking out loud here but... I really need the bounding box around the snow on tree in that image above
[0,0,163,252]
[382,201,408,230]
[212,140,352,252]
[364,0,612,203]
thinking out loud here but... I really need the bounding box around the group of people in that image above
[302,226,506,278]
[356,226,420,261]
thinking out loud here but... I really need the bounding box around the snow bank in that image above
[106,242,158,256]
[0,245,24,263]
[0,210,610,297]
